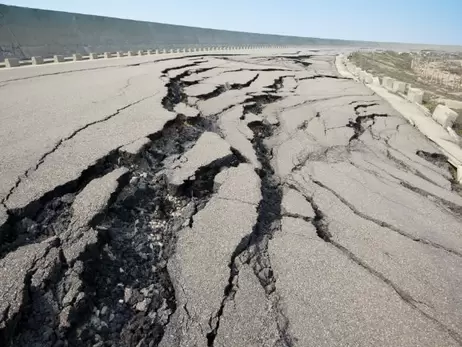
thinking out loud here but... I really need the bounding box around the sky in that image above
[3,0,462,45]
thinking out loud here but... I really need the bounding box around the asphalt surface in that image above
[1,49,462,347]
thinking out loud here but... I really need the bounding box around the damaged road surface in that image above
[1,49,462,347]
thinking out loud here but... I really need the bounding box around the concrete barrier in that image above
[382,77,395,90]
[0,4,351,62]
[116,51,124,58]
[128,51,136,56]
[457,166,462,184]
[54,55,64,63]
[392,81,406,93]
[104,52,113,58]
[365,73,373,84]
[89,53,99,60]
[407,87,424,104]
[73,53,82,61]
[137,50,144,56]
[432,105,459,128]
[372,76,380,85]
[32,56,44,65]
[5,58,19,67]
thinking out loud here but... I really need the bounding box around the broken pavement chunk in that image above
[215,265,279,347]
[281,188,315,219]
[62,168,128,264]
[119,137,151,156]
[160,164,261,347]
[168,131,232,187]
[174,103,200,118]
[67,167,129,231]
[0,238,59,345]
[0,205,7,232]
[214,163,261,205]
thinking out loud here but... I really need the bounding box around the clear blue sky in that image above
[3,0,462,45]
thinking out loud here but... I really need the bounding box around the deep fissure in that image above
[206,117,289,346]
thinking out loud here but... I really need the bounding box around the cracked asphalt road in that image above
[1,49,462,347]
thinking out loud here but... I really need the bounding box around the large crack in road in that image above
[1,51,462,347]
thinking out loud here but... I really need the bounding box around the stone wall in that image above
[0,4,359,61]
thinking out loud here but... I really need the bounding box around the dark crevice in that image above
[220,68,290,74]
[243,94,282,115]
[273,55,313,69]
[399,181,462,218]
[264,75,293,91]
[347,113,389,143]
[0,149,122,258]
[416,151,462,195]
[3,95,157,208]
[196,85,227,101]
[196,74,260,101]
[416,150,454,172]
[2,90,235,347]
[161,62,203,75]
[298,74,351,81]
[206,101,292,345]
[282,212,312,223]
[229,73,259,89]
[310,179,462,257]
[273,55,313,59]
[353,103,379,113]
[291,183,462,345]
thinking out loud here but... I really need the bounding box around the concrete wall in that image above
[0,4,361,61]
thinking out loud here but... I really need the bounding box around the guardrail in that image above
[338,53,462,183]
[0,45,289,69]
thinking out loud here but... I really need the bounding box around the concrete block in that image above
[407,87,424,104]
[432,105,459,128]
[364,73,373,84]
[5,58,19,67]
[155,49,159,54]
[457,166,462,184]
[382,77,395,90]
[54,55,64,63]
[89,53,99,60]
[137,50,144,56]
[73,53,82,61]
[127,51,136,57]
[392,80,406,93]
[32,56,44,65]
[116,51,124,58]
[372,76,380,85]
[146,50,153,55]
[103,52,113,59]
